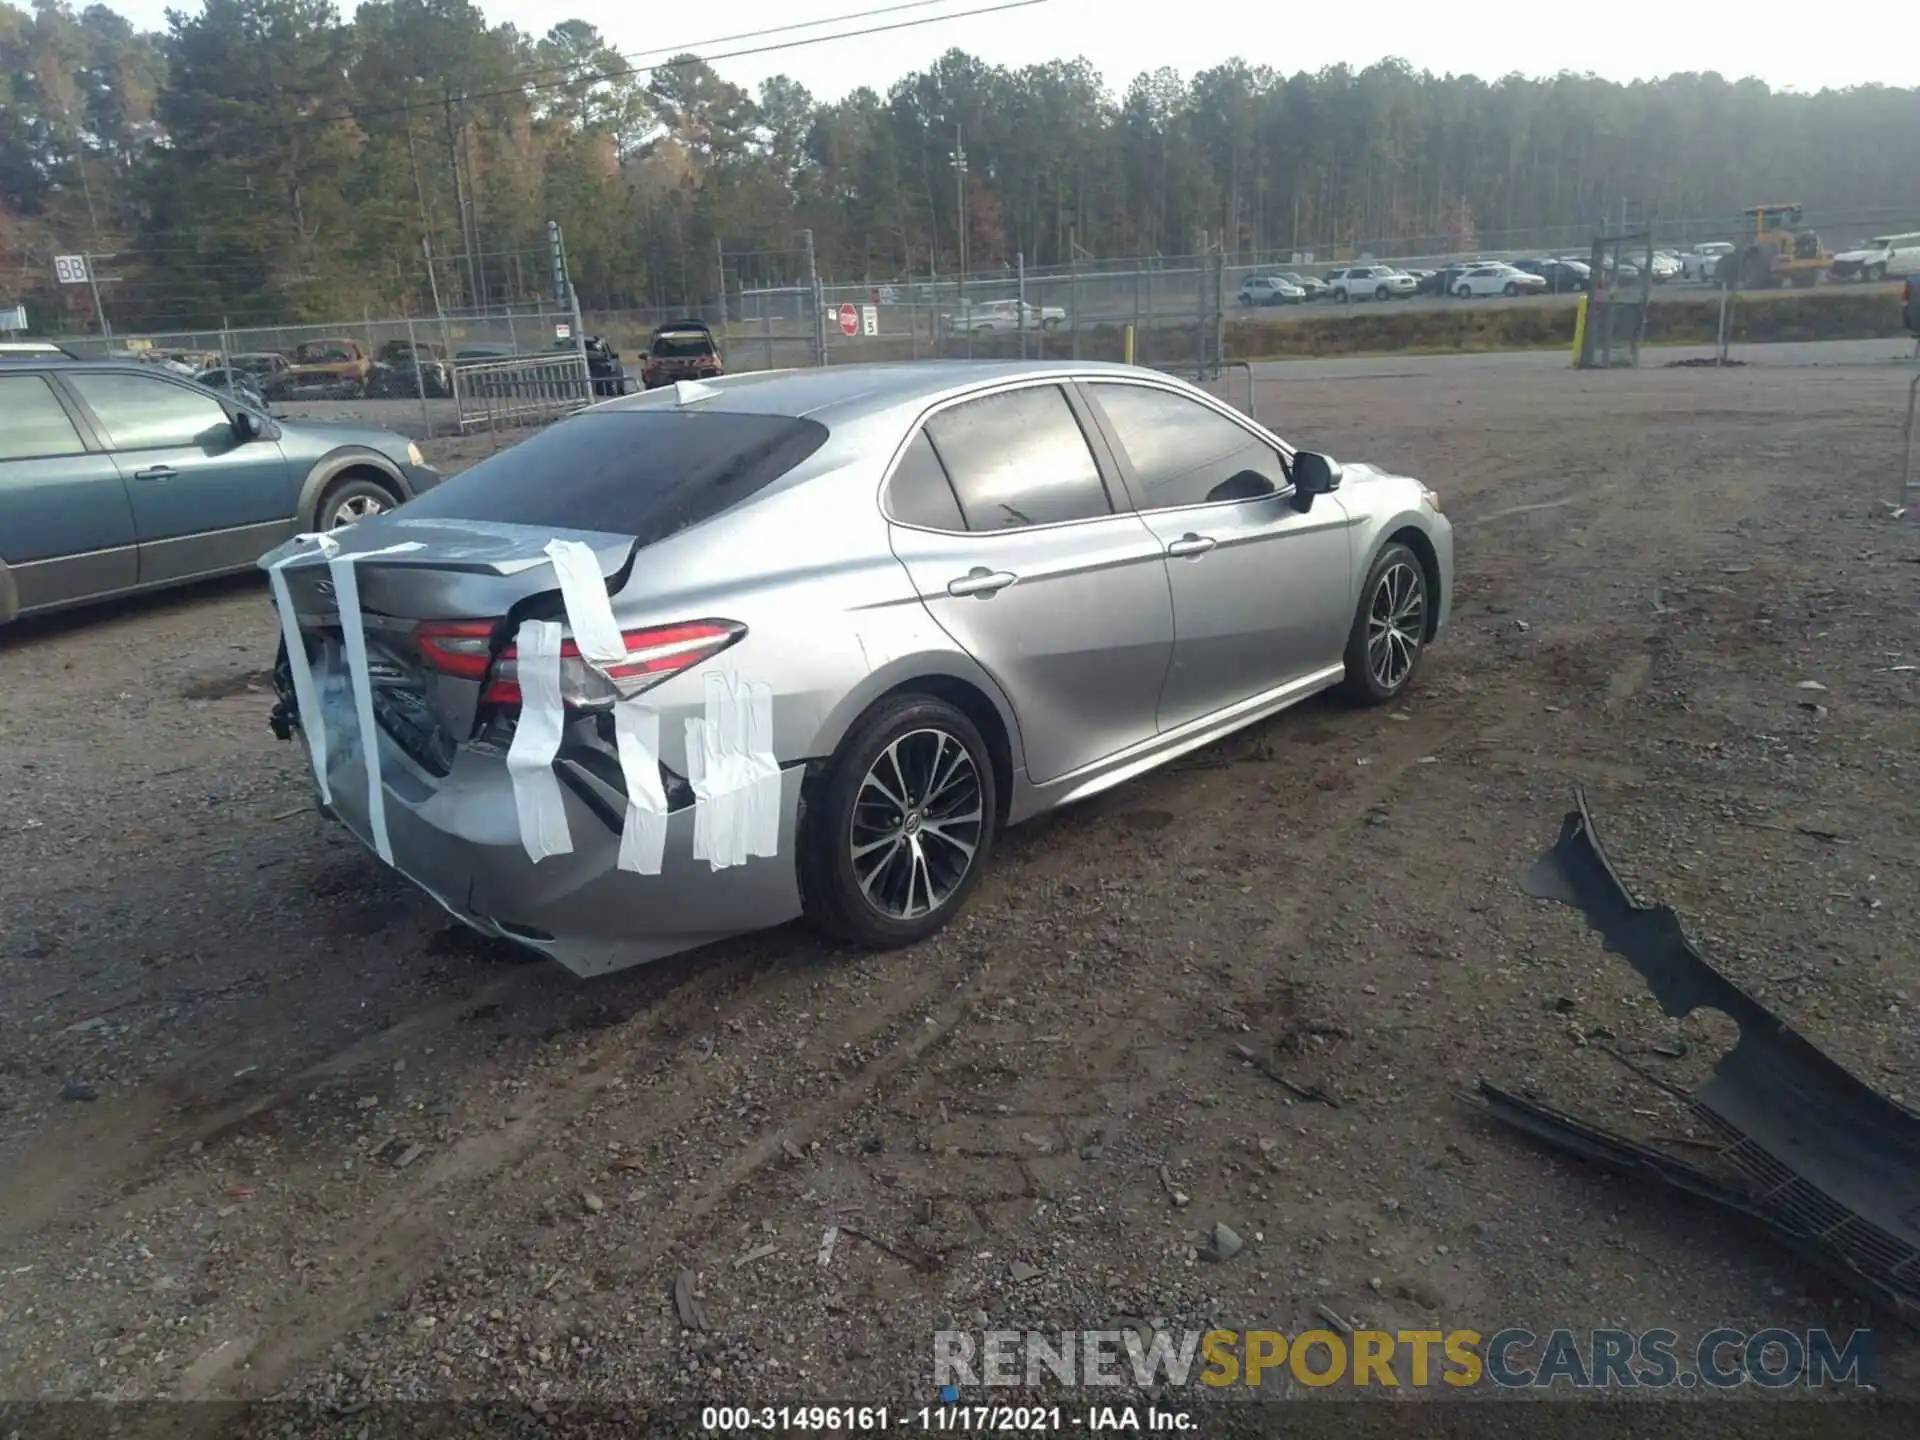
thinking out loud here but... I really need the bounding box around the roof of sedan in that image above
[594,360,1160,422]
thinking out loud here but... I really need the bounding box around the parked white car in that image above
[1681,242,1736,281]
[1326,264,1417,302]
[1646,251,1681,282]
[1451,263,1548,298]
[1237,275,1307,306]
[1830,232,1920,282]
[941,299,1065,336]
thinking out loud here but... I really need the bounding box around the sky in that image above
[109,0,1912,99]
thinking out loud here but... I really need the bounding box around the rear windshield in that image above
[651,331,716,358]
[397,410,829,541]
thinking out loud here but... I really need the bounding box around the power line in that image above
[263,0,1052,132]
[438,0,974,101]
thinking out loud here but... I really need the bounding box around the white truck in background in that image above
[1680,242,1736,281]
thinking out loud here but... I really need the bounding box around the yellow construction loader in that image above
[1720,204,1832,290]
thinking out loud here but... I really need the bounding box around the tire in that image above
[1335,542,1430,706]
[799,694,998,950]
[1502,282,1519,297]
[1868,263,1888,283]
[1455,284,1473,299]
[1333,289,1349,304]
[317,474,401,531]
[1043,317,1061,332]
[1374,285,1390,301]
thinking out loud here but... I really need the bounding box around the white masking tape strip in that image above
[327,541,424,867]
[543,538,625,663]
[612,705,669,875]
[687,671,781,871]
[266,531,339,804]
[543,537,668,875]
[505,618,574,863]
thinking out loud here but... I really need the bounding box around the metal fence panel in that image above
[454,353,594,434]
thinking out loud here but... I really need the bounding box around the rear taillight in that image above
[414,618,744,709]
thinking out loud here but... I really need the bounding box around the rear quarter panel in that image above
[586,429,1027,781]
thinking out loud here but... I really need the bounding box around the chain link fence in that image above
[48,223,1909,397]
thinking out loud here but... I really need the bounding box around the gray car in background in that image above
[263,361,1453,976]
[0,358,439,625]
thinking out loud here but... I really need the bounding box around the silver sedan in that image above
[263,361,1453,976]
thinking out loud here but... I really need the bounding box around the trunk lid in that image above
[264,517,637,771]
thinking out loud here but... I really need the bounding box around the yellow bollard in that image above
[1569,294,1588,368]
[1123,323,1135,366]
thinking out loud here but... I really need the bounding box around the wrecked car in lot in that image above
[282,338,374,399]
[262,361,1452,977]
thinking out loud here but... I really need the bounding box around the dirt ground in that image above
[3,343,1918,1418]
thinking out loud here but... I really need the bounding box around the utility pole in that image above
[953,124,968,304]
[423,236,456,409]
[1016,250,1026,359]
[85,252,114,340]
[549,219,591,402]
[406,118,435,266]
[715,238,727,325]
[462,99,489,312]
[803,227,826,368]
[446,90,477,309]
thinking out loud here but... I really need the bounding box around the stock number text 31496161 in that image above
[700,1406,1070,1432]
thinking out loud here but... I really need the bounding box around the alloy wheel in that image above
[1366,560,1426,691]
[328,493,388,528]
[848,727,985,920]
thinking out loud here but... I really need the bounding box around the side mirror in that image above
[1290,451,1343,511]
[232,409,259,442]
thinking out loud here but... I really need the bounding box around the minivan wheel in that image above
[1336,542,1429,705]
[318,475,400,530]
[800,694,997,949]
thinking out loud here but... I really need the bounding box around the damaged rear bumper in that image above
[271,646,806,978]
[1494,790,1920,1326]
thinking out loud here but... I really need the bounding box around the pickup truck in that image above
[1681,242,1735,282]
[941,299,1065,335]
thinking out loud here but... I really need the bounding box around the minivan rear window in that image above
[397,409,829,543]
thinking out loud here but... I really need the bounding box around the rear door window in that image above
[0,374,87,459]
[885,430,966,531]
[924,384,1111,530]
[397,409,829,543]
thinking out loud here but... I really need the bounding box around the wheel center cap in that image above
[903,811,923,835]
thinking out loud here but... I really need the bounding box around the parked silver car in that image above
[263,361,1453,976]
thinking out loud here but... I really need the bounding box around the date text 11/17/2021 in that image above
[700,1405,1197,1431]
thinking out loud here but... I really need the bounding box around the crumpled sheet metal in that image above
[1519,789,1920,1323]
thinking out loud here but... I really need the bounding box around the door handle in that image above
[946,567,1017,598]
[1166,534,1217,558]
[132,465,177,481]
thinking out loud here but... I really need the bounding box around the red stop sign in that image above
[838,303,858,336]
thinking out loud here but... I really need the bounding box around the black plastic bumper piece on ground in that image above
[1503,788,1920,1327]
